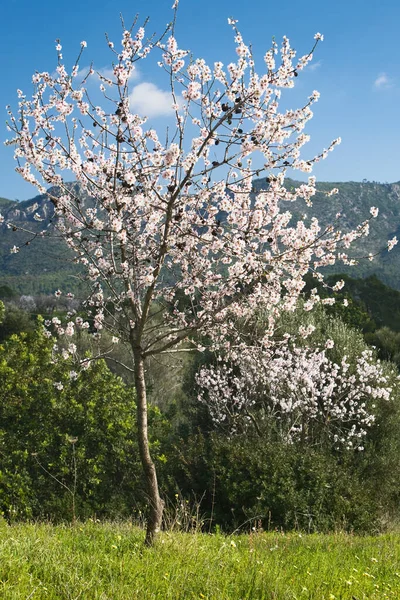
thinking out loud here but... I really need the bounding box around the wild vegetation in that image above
[1,293,400,535]
[1,13,400,600]
[1,522,400,599]
[6,4,399,543]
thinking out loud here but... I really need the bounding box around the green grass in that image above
[1,520,400,599]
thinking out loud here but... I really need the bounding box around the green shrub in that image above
[0,325,153,521]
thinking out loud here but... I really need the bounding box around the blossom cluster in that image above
[196,343,393,450]
[5,16,376,361]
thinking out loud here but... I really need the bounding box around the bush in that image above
[161,430,395,533]
[0,325,160,521]
[159,305,400,533]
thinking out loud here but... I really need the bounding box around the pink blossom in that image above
[388,236,398,251]
[370,206,379,218]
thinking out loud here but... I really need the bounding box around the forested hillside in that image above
[1,177,400,294]
[255,177,400,288]
[0,184,84,294]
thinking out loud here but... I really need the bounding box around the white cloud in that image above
[308,60,322,72]
[129,82,175,118]
[374,72,394,90]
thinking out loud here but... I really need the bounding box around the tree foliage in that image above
[0,304,399,533]
[0,324,162,521]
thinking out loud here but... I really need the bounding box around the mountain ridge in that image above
[1,178,400,294]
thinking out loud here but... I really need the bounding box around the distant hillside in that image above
[305,272,400,333]
[1,178,400,294]
[0,197,14,209]
[254,177,400,289]
[0,185,84,295]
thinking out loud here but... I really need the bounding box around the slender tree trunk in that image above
[133,349,164,545]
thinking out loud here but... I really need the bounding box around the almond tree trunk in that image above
[133,349,164,545]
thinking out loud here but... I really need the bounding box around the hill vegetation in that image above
[1,293,400,533]
[2,177,400,294]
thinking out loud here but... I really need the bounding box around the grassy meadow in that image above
[1,520,400,599]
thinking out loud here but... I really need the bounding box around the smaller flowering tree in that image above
[197,340,394,450]
[4,8,388,543]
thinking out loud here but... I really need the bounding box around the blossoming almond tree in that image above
[4,9,378,543]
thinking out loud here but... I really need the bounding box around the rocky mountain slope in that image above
[1,178,400,294]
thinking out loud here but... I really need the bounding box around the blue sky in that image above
[1,0,399,200]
